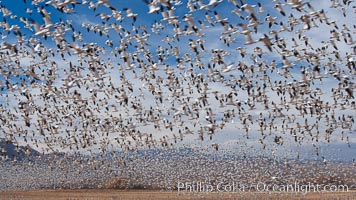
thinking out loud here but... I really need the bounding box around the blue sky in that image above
[0,0,355,161]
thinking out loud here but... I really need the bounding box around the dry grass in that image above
[1,189,356,200]
[105,178,129,189]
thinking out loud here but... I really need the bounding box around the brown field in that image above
[1,190,356,200]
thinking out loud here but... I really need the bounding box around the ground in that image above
[1,189,356,200]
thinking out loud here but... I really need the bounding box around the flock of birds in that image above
[0,0,355,165]
[1,147,356,191]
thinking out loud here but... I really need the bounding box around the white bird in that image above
[27,20,48,38]
[124,8,138,22]
[144,0,160,14]
[239,23,256,45]
[39,7,53,28]
[208,0,223,7]
[96,0,116,10]
[259,34,273,52]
